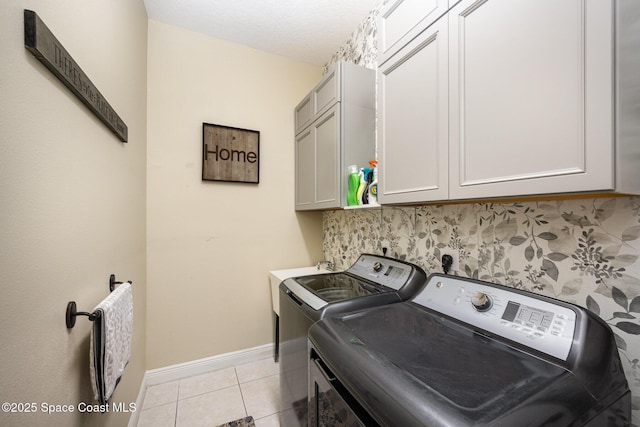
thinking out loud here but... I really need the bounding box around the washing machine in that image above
[279,253,427,426]
[308,274,630,426]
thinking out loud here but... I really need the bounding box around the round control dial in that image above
[373,261,384,272]
[471,292,492,312]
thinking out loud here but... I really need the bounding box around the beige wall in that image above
[0,1,147,426]
[146,20,324,369]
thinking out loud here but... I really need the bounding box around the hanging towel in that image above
[89,282,133,405]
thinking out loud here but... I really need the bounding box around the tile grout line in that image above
[173,397,178,427]
[176,383,241,401]
[235,366,250,418]
[173,378,179,427]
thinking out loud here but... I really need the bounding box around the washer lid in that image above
[309,303,597,426]
[343,303,567,408]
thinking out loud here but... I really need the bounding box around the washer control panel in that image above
[347,254,413,290]
[413,275,577,361]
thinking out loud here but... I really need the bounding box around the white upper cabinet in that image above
[295,106,341,211]
[294,62,375,210]
[449,0,617,199]
[377,0,640,204]
[378,17,449,204]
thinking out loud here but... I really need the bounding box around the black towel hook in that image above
[109,274,124,292]
[66,274,131,329]
[65,301,101,328]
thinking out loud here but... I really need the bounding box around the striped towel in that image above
[89,282,133,405]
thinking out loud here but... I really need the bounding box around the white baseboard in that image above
[145,343,274,386]
[127,374,147,427]
[128,343,274,426]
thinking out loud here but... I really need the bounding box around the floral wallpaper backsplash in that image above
[323,197,640,421]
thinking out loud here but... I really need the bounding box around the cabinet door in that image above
[449,0,614,199]
[295,106,341,210]
[378,0,449,65]
[314,66,340,119]
[314,106,341,209]
[295,127,315,209]
[378,17,449,204]
[294,93,313,135]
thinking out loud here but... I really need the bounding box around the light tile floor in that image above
[137,357,281,427]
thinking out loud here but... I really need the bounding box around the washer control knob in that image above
[373,261,383,272]
[471,292,492,312]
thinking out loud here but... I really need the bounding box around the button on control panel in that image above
[413,276,577,361]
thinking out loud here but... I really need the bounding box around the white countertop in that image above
[269,266,332,315]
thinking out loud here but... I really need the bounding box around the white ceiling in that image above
[143,0,384,67]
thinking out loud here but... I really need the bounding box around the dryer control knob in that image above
[373,261,383,272]
[471,292,492,312]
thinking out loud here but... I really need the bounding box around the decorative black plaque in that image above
[24,10,128,142]
[202,123,260,184]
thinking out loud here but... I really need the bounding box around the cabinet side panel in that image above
[341,63,376,109]
[616,0,640,194]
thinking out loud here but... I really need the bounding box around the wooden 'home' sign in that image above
[202,123,260,184]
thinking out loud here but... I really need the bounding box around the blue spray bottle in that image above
[357,166,372,205]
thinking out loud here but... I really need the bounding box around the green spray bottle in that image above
[347,165,359,206]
